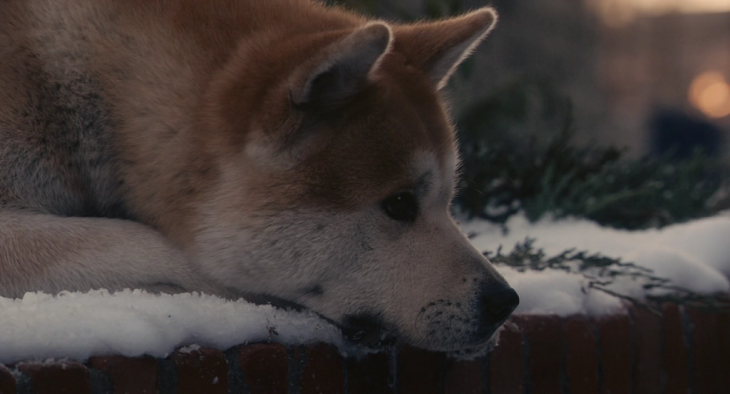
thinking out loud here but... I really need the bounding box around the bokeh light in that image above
[592,0,730,27]
[689,71,730,119]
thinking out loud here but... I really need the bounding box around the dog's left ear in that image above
[291,22,393,109]
[394,8,497,90]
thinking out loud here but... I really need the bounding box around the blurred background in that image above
[331,0,730,229]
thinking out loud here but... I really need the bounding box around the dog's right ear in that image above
[393,8,497,90]
[290,22,393,111]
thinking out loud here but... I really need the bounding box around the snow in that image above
[0,213,728,364]
[496,267,625,316]
[463,212,730,316]
[0,290,346,365]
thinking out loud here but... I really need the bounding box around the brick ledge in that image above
[1,305,728,393]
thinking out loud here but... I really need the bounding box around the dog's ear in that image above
[291,22,393,110]
[394,8,497,90]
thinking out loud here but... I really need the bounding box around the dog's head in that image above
[195,7,518,352]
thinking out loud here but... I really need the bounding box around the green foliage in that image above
[322,0,416,20]
[455,78,729,229]
[524,150,727,229]
[425,0,463,18]
[486,239,730,312]
[321,0,378,13]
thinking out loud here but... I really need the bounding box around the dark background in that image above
[330,0,730,229]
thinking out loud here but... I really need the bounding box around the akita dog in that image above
[0,0,518,352]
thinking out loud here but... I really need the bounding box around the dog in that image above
[0,0,518,352]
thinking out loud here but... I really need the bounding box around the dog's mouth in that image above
[240,292,309,312]
[339,312,398,348]
[239,292,502,353]
[451,314,512,356]
[446,332,501,359]
[444,314,515,358]
[240,292,398,347]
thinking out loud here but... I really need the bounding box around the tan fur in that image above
[0,0,516,352]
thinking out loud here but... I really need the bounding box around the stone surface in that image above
[686,308,718,394]
[170,348,228,394]
[88,355,159,394]
[595,314,632,394]
[18,361,92,394]
[239,343,289,394]
[717,312,730,393]
[0,365,16,394]
[516,315,563,394]
[397,346,443,394]
[488,320,525,394]
[300,344,344,394]
[662,304,689,394]
[564,316,599,394]
[633,308,663,394]
[443,358,482,394]
[347,352,394,394]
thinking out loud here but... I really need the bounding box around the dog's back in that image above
[0,0,358,221]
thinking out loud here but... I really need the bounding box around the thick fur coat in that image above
[0,0,518,352]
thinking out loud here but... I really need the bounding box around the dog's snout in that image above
[479,285,519,327]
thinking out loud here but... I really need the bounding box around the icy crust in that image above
[463,213,730,316]
[0,290,346,365]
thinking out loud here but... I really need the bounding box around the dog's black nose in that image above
[479,285,519,328]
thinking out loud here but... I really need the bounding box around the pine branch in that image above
[485,239,730,312]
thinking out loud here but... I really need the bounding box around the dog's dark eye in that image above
[382,192,418,222]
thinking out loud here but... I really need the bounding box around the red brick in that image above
[347,352,394,394]
[596,314,632,394]
[300,344,344,394]
[88,355,159,394]
[488,320,525,394]
[564,316,599,394]
[170,347,228,394]
[239,343,289,394]
[0,365,16,394]
[686,308,721,394]
[516,315,562,394]
[443,358,481,394]
[397,346,444,394]
[663,304,689,394]
[633,307,663,394]
[717,312,730,393]
[18,361,92,394]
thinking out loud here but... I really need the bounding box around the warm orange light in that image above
[591,0,730,27]
[689,71,730,119]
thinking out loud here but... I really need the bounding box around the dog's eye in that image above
[382,192,418,222]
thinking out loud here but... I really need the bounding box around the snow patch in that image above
[0,290,345,365]
[498,267,625,316]
[1,214,728,363]
[463,213,730,316]
[177,344,201,354]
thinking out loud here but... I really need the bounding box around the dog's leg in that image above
[0,210,219,299]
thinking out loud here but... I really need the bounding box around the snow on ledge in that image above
[1,214,728,364]
[0,290,345,365]
[463,213,730,316]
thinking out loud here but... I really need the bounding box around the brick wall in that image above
[1,304,728,394]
